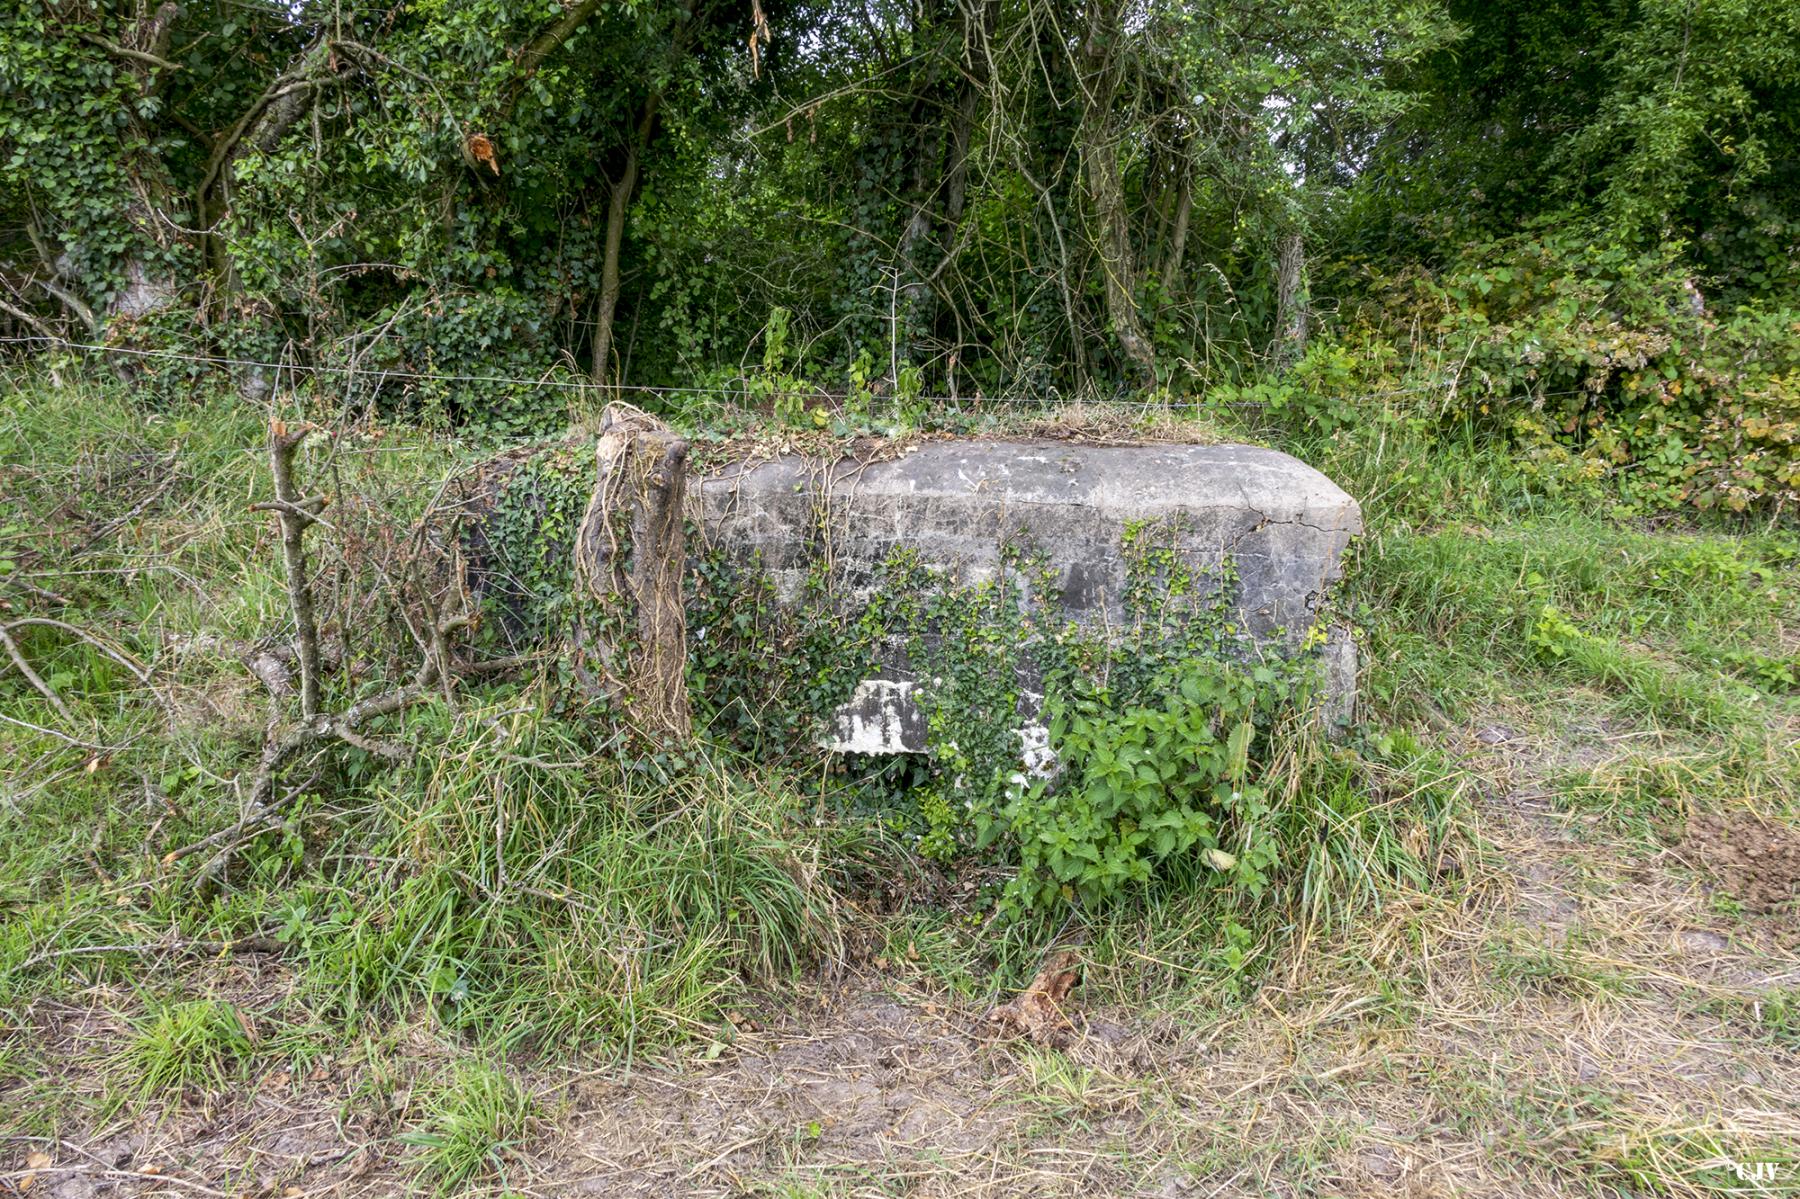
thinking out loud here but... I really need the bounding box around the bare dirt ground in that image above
[7,717,1799,1199]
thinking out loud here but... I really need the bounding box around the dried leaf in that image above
[465,133,499,176]
[985,949,1081,1047]
[20,1150,52,1192]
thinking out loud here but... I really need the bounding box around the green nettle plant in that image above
[1005,662,1278,912]
[864,521,1319,916]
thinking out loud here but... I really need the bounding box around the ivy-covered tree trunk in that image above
[574,412,692,741]
[1273,231,1309,369]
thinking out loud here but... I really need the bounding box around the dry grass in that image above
[8,714,1797,1198]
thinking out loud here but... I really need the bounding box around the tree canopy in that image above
[3,0,1797,439]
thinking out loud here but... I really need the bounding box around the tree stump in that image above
[574,411,691,741]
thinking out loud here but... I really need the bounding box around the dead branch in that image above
[249,496,332,527]
[36,277,97,333]
[79,31,183,74]
[162,648,443,878]
[0,623,73,721]
[13,933,282,976]
[157,422,553,886]
[268,421,325,718]
[0,293,63,341]
[2,617,152,684]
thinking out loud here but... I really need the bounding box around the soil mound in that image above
[1681,811,1800,913]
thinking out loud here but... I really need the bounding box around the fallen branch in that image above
[0,709,112,750]
[3,616,152,683]
[11,934,283,976]
[0,622,73,720]
[162,650,441,875]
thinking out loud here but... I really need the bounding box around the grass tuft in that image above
[117,997,256,1107]
[400,1060,537,1195]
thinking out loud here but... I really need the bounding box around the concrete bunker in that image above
[688,440,1363,751]
[453,428,1361,751]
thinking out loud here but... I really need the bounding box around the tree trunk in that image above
[574,411,691,741]
[1078,0,1156,382]
[1160,155,1193,298]
[1273,231,1309,369]
[1081,136,1156,380]
[591,96,660,383]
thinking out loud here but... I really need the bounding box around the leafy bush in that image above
[1279,232,1800,514]
[363,289,577,437]
[867,522,1327,916]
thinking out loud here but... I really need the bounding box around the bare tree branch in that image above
[80,32,182,74]
[0,624,74,722]
[267,422,324,719]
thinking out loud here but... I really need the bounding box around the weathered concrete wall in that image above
[691,440,1362,751]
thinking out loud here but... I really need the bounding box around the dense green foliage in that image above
[863,529,1327,914]
[5,0,1795,503]
[0,361,1793,1196]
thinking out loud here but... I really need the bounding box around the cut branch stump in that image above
[574,412,691,742]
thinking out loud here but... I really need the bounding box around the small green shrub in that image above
[1527,602,1585,660]
[1717,649,1800,693]
[1001,660,1280,911]
[867,521,1327,916]
[745,306,823,428]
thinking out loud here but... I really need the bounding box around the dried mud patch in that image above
[1678,810,1800,916]
[545,988,1050,1196]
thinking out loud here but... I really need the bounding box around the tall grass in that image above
[1355,518,1796,733]
[9,369,1786,1088]
[0,373,893,1062]
[114,997,256,1111]
[270,703,879,1054]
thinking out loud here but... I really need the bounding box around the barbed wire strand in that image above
[0,334,1578,408]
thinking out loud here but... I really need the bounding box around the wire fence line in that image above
[1,334,1564,412]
